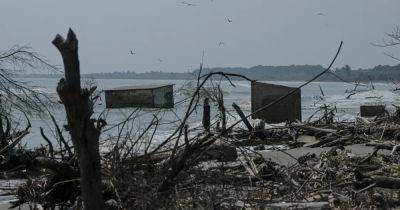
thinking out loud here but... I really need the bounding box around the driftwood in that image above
[371,176,400,189]
[307,135,336,148]
[232,102,253,132]
[297,124,337,135]
[306,134,353,148]
[264,201,330,209]
[320,134,353,147]
[356,171,400,189]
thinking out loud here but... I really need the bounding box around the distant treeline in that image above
[18,64,400,82]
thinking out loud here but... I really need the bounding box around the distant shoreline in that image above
[15,64,400,82]
[14,76,398,83]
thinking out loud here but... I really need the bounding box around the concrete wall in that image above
[105,85,174,108]
[105,89,153,108]
[251,81,301,123]
[153,86,174,108]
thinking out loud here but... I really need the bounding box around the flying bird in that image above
[316,13,325,16]
[157,58,163,62]
[181,1,197,6]
[227,18,233,23]
[130,50,136,55]
[218,41,226,47]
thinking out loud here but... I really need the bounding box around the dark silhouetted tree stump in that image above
[52,29,105,210]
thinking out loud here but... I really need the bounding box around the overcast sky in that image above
[1,0,399,73]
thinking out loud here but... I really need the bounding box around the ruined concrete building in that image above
[251,81,301,123]
[105,84,174,108]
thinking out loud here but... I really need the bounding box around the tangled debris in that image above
[5,96,400,209]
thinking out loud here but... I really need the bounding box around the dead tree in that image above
[52,29,105,210]
[375,26,400,62]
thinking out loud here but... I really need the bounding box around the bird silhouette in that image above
[157,58,163,62]
[316,13,325,16]
[227,18,233,23]
[130,50,136,55]
[218,41,226,47]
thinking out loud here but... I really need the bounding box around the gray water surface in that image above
[13,78,400,148]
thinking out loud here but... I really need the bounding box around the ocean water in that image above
[12,78,400,148]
